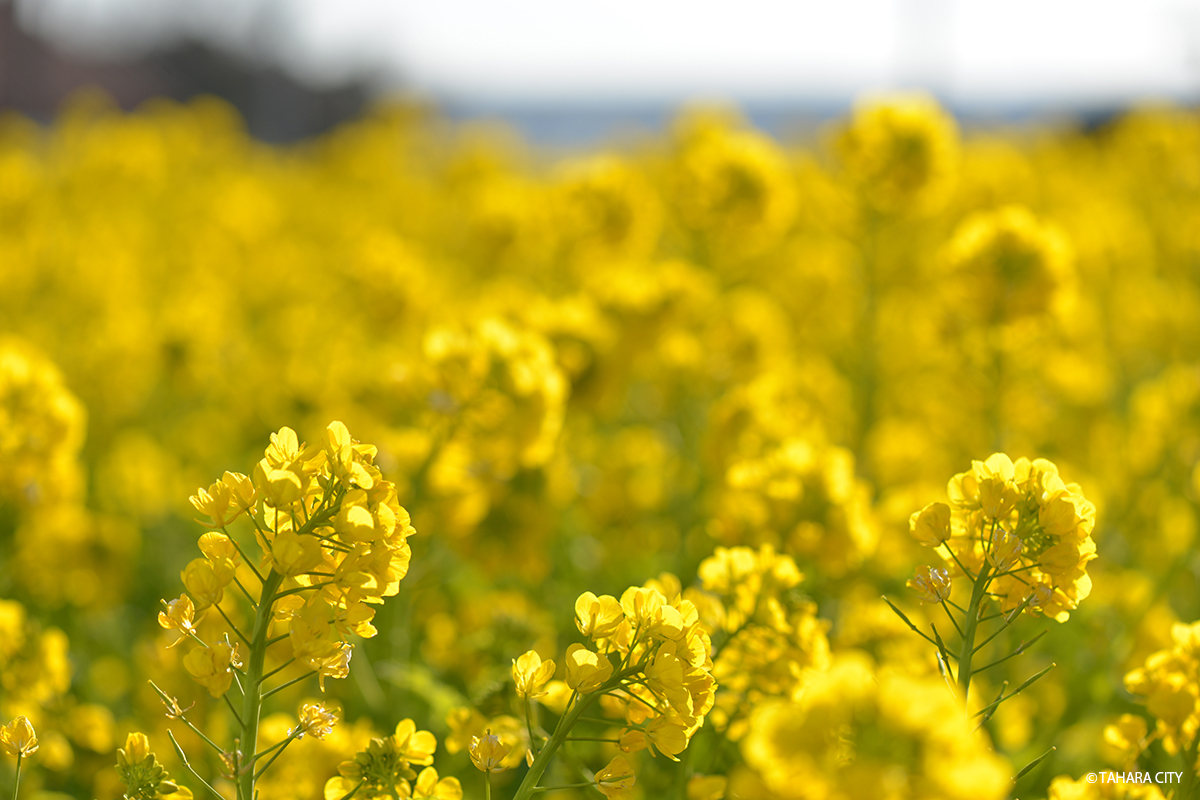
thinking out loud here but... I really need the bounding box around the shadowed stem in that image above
[237,568,284,800]
[956,562,993,704]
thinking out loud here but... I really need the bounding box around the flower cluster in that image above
[694,546,831,740]
[158,422,414,799]
[0,339,85,508]
[1123,621,1200,758]
[570,581,717,760]
[739,655,1010,800]
[323,720,449,800]
[912,452,1098,623]
[114,732,193,800]
[173,422,413,701]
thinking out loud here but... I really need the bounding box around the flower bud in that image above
[907,565,952,604]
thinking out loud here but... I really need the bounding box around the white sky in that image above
[19,0,1200,104]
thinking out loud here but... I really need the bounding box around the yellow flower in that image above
[907,565,952,604]
[157,594,199,646]
[115,731,193,799]
[197,532,241,566]
[394,719,437,767]
[294,701,338,740]
[987,529,1022,572]
[909,501,952,546]
[189,478,236,527]
[836,92,959,214]
[595,755,636,800]
[183,637,240,697]
[181,557,231,610]
[643,714,689,760]
[324,421,376,490]
[117,732,151,767]
[222,470,256,512]
[575,592,624,639]
[944,205,1073,324]
[312,643,354,692]
[512,650,555,699]
[270,529,324,577]
[0,716,38,757]
[565,643,614,693]
[406,767,463,800]
[468,730,510,773]
[645,642,691,716]
[1101,714,1147,765]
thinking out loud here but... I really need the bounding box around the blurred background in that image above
[5,0,1200,142]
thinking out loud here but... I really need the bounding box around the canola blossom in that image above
[2,91,1200,798]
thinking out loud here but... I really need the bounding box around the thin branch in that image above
[972,594,1036,656]
[261,657,296,684]
[974,681,1009,732]
[167,729,225,800]
[882,595,943,650]
[223,694,244,727]
[253,734,299,780]
[215,605,251,647]
[973,663,1056,718]
[233,576,260,608]
[972,630,1049,674]
[940,600,965,639]
[262,670,318,700]
[1013,746,1056,782]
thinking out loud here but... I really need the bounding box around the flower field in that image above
[2,91,1200,799]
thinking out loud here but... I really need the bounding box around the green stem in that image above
[524,697,540,758]
[485,772,492,800]
[1183,731,1199,799]
[237,568,284,800]
[956,562,992,704]
[11,753,20,800]
[512,691,603,800]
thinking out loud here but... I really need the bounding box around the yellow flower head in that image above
[393,719,437,767]
[115,730,192,800]
[595,755,636,799]
[157,594,198,644]
[565,643,614,693]
[183,637,241,697]
[837,92,959,215]
[181,557,231,611]
[118,732,151,767]
[468,730,511,773]
[512,650,556,699]
[0,716,38,758]
[987,529,1022,572]
[295,701,338,740]
[944,205,1073,325]
[408,766,463,800]
[909,501,952,547]
[189,478,236,528]
[575,592,624,640]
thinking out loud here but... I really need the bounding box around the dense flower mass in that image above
[2,91,1200,799]
[934,453,1098,623]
